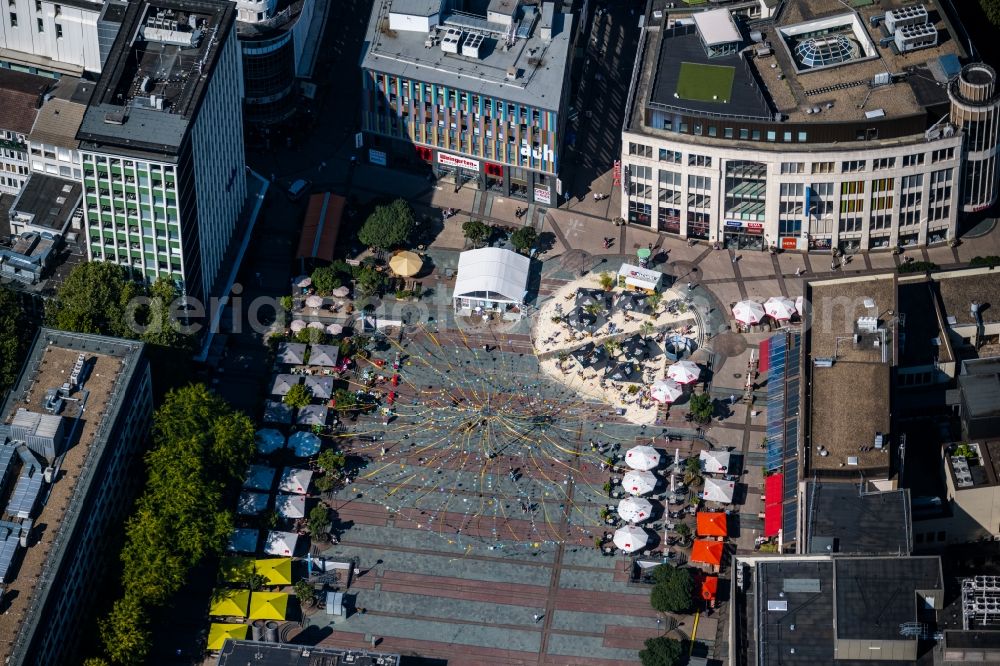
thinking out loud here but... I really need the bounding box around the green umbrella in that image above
[636,248,652,259]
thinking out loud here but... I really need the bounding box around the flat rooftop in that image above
[897,278,953,367]
[757,558,835,665]
[362,0,573,111]
[0,70,52,136]
[634,0,966,136]
[217,641,401,666]
[804,483,911,555]
[933,269,1000,328]
[10,174,82,234]
[946,440,1000,490]
[0,330,143,664]
[77,0,236,157]
[806,276,896,474]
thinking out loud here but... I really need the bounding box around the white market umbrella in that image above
[613,525,649,553]
[625,445,661,471]
[306,295,324,308]
[276,494,306,519]
[621,470,657,496]
[618,496,653,523]
[651,379,683,404]
[264,530,299,556]
[332,286,350,297]
[290,320,307,332]
[288,431,321,457]
[326,323,343,335]
[255,429,285,454]
[764,296,796,321]
[294,275,311,288]
[795,295,805,317]
[307,321,325,330]
[732,300,765,325]
[703,477,735,504]
[667,360,701,385]
[278,467,313,494]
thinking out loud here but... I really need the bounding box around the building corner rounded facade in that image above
[949,63,1000,213]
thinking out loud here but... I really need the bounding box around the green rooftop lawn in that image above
[676,62,736,103]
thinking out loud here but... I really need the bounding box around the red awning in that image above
[758,337,770,373]
[296,192,345,262]
[696,511,728,537]
[701,575,719,601]
[764,473,783,537]
[691,540,724,566]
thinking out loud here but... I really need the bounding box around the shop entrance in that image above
[723,223,764,250]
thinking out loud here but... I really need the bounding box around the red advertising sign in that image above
[781,237,798,250]
[613,160,621,186]
[437,151,480,172]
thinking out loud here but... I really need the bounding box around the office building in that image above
[0,0,127,77]
[234,0,328,125]
[76,0,247,304]
[621,0,999,251]
[361,0,574,205]
[0,329,151,666]
[0,68,50,195]
[26,75,93,181]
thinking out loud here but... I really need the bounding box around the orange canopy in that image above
[690,539,724,566]
[696,512,728,537]
[700,575,719,601]
[296,192,344,262]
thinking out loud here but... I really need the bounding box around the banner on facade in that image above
[368,149,387,166]
[437,152,480,172]
[613,160,621,186]
[534,187,551,205]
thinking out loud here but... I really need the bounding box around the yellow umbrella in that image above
[389,251,423,277]
[248,591,289,620]
[207,623,248,650]
[254,557,293,586]
[219,556,254,583]
[209,589,250,618]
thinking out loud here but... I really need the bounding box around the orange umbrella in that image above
[701,575,719,601]
[690,539,724,566]
[696,512,728,537]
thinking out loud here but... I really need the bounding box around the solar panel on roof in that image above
[0,523,20,583]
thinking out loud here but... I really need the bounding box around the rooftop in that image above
[362,0,574,110]
[804,483,911,555]
[28,78,94,149]
[216,641,401,666]
[756,557,835,665]
[0,70,52,136]
[897,277,953,367]
[77,0,236,157]
[9,174,82,234]
[805,276,897,475]
[945,440,1000,490]
[0,329,145,665]
[933,268,1000,328]
[632,0,967,139]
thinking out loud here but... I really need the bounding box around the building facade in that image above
[0,0,108,76]
[1,329,151,666]
[361,0,574,205]
[76,0,246,304]
[621,1,997,252]
[0,69,50,195]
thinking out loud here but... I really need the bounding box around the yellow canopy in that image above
[207,623,248,651]
[219,556,254,583]
[389,251,423,277]
[254,557,293,586]
[248,591,289,620]
[209,589,250,618]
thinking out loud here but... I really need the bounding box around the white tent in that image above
[243,465,276,491]
[276,494,306,519]
[764,296,796,321]
[651,379,684,404]
[270,374,299,396]
[279,467,313,494]
[276,342,307,365]
[255,429,285,454]
[616,263,664,291]
[288,431,321,457]
[732,300,765,325]
[304,375,334,399]
[618,496,653,523]
[613,525,649,553]
[263,400,293,424]
[622,470,657,496]
[228,528,259,553]
[237,491,269,516]
[699,450,732,475]
[309,344,339,367]
[453,247,530,319]
[290,320,307,332]
[264,530,300,557]
[667,360,701,385]
[326,323,344,335]
[296,405,328,427]
[703,477,735,504]
[625,445,661,471]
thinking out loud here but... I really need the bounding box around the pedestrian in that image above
[795,267,803,276]
[533,613,541,623]
[732,255,738,264]
[686,281,692,290]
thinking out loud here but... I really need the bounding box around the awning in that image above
[254,558,293,586]
[207,623,249,651]
[764,473,784,537]
[248,592,289,620]
[758,337,770,373]
[700,575,719,601]
[209,589,250,618]
[296,192,344,262]
[690,540,724,567]
[696,512,728,537]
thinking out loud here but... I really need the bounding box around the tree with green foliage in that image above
[970,255,1000,269]
[462,220,491,246]
[650,565,694,614]
[358,199,414,250]
[639,636,684,666]
[511,225,537,252]
[309,503,331,535]
[333,388,358,411]
[0,286,27,399]
[294,579,318,607]
[83,659,112,666]
[897,260,940,274]
[283,383,313,409]
[318,448,347,472]
[356,266,388,297]
[47,262,144,338]
[981,0,1000,27]
[674,523,691,541]
[99,596,151,666]
[311,266,342,294]
[688,393,714,424]
[140,278,194,351]
[598,272,615,290]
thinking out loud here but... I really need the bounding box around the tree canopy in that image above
[688,393,714,424]
[981,0,1000,26]
[511,226,537,252]
[46,262,144,338]
[0,286,28,400]
[311,266,343,293]
[283,383,313,409]
[462,220,491,246]
[358,199,414,250]
[639,636,684,666]
[650,565,694,614]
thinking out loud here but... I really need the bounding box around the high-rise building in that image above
[0,329,152,666]
[76,0,246,304]
[360,0,574,205]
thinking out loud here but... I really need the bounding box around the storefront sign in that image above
[613,160,621,186]
[747,222,763,230]
[437,152,480,172]
[534,187,551,205]
[725,220,742,228]
[781,237,798,250]
[368,149,387,166]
